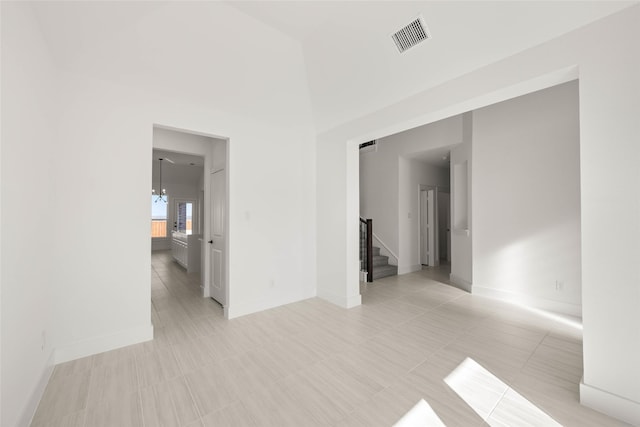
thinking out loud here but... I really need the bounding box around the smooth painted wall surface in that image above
[359,145,399,256]
[449,120,472,289]
[317,5,640,422]
[472,81,581,316]
[1,4,57,426]
[2,2,316,425]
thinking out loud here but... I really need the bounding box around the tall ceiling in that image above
[228,1,634,130]
[32,1,636,132]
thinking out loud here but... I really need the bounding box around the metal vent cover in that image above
[391,15,431,53]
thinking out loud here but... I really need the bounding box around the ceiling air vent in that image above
[391,15,431,53]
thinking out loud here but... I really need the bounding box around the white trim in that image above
[449,274,473,292]
[398,264,422,275]
[418,185,443,268]
[580,378,640,426]
[472,285,582,318]
[53,324,154,364]
[452,228,470,237]
[226,291,317,319]
[317,289,362,309]
[18,351,55,427]
[372,232,399,264]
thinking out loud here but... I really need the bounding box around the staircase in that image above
[371,246,398,280]
[360,217,397,281]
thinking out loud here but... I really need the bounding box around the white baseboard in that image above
[359,270,368,282]
[18,351,55,427]
[580,378,640,426]
[226,289,316,319]
[449,274,472,292]
[317,288,361,309]
[398,264,422,275]
[54,324,154,364]
[472,285,582,318]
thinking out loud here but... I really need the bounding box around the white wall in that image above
[450,120,472,290]
[359,115,460,273]
[359,145,399,256]
[472,81,581,316]
[2,2,317,426]
[1,4,57,426]
[317,5,640,424]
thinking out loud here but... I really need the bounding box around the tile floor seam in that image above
[165,381,184,427]
[182,369,206,421]
[519,330,551,378]
[132,344,146,427]
[137,387,146,427]
[486,386,511,422]
[79,365,94,427]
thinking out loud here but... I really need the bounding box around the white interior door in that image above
[447,196,452,262]
[420,190,429,265]
[438,191,450,263]
[427,189,437,266]
[209,169,226,305]
[420,188,438,266]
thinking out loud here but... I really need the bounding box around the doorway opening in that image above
[151,125,230,315]
[419,185,451,267]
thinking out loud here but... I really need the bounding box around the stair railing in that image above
[359,217,373,283]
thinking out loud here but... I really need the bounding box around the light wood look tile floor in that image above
[31,252,630,426]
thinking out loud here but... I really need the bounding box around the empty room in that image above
[2,1,639,426]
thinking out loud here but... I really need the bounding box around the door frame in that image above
[419,184,447,267]
[208,166,227,307]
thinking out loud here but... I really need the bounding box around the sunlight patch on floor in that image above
[444,357,562,426]
[514,303,583,331]
[393,399,446,427]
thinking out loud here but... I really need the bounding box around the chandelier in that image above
[152,157,167,203]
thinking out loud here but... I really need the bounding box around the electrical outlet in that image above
[41,330,46,351]
[269,279,275,288]
[555,280,564,291]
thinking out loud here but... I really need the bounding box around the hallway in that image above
[30,252,629,426]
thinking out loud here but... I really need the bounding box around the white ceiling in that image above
[405,146,452,169]
[152,150,204,188]
[32,1,636,132]
[228,1,635,130]
[153,149,204,167]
